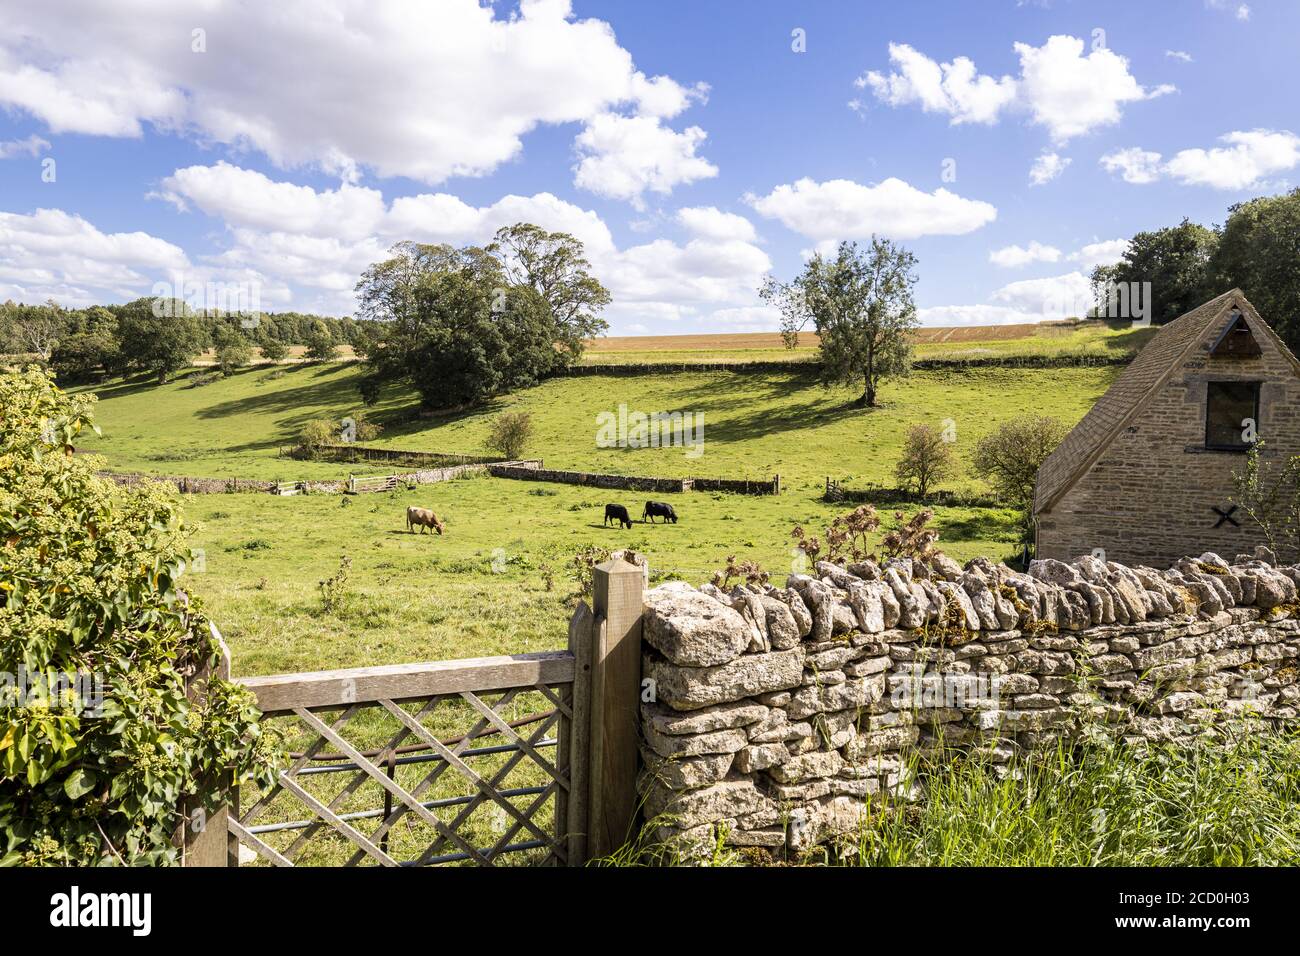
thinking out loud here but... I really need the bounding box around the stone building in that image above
[1034,289,1300,566]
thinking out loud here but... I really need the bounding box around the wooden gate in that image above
[189,558,644,867]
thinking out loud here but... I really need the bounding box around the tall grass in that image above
[617,722,1300,867]
[841,724,1300,867]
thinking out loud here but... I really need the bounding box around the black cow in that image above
[604,503,633,529]
[643,501,678,524]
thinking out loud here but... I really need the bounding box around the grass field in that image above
[70,353,1121,677]
[74,361,1119,489]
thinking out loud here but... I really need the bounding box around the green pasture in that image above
[73,361,1120,491]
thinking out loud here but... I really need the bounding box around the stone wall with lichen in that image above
[637,547,1300,858]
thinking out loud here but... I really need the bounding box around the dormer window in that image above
[1205,380,1260,451]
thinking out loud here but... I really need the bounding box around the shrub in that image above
[296,418,338,456]
[344,410,382,443]
[486,410,534,460]
[971,415,1069,517]
[318,555,352,614]
[0,366,275,865]
[894,423,957,498]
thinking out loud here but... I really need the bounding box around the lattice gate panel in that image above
[232,684,572,867]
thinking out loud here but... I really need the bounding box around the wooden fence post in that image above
[587,558,644,860]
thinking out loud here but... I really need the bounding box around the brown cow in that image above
[406,506,445,535]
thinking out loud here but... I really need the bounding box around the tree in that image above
[355,240,563,409]
[1090,219,1217,325]
[49,307,119,382]
[258,337,289,363]
[303,320,339,362]
[486,411,534,460]
[895,423,958,498]
[212,324,253,375]
[761,238,919,407]
[971,415,1070,517]
[487,223,611,362]
[1210,189,1300,350]
[114,297,206,382]
[0,299,64,361]
[0,366,274,864]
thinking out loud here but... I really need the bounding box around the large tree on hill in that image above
[1090,218,1217,325]
[354,240,562,409]
[487,223,611,361]
[114,297,207,383]
[1210,189,1300,348]
[760,237,919,407]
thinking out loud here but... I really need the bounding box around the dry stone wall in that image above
[639,548,1300,857]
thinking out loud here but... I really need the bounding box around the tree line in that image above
[0,298,360,383]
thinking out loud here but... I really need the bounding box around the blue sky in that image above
[0,0,1296,333]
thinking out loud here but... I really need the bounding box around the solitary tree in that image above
[355,240,564,410]
[761,238,919,407]
[895,423,957,498]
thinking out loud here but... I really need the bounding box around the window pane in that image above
[1205,381,1259,449]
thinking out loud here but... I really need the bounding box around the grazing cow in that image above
[643,501,678,524]
[604,503,633,529]
[406,506,445,535]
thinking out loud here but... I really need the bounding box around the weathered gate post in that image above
[586,558,644,860]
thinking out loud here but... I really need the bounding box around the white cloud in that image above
[989,241,1061,268]
[921,271,1094,327]
[857,35,1172,143]
[748,177,996,242]
[990,271,1092,319]
[1014,36,1174,143]
[1165,129,1300,189]
[1101,130,1300,189]
[156,163,388,242]
[0,207,189,305]
[856,43,1016,125]
[572,113,718,207]
[1029,151,1071,185]
[0,0,711,195]
[675,207,758,242]
[0,134,51,159]
[1099,147,1164,184]
[1069,239,1129,270]
[1165,50,1194,63]
[1237,4,1251,21]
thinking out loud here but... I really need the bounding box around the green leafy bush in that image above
[0,366,276,865]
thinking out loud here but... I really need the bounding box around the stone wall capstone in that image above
[638,547,1300,857]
